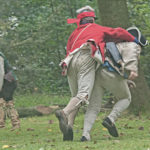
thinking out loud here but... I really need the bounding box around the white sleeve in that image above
[0,56,5,91]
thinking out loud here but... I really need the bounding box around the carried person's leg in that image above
[100,69,131,137]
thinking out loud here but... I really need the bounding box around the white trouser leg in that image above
[63,97,81,115]
[100,69,131,123]
[82,69,104,140]
[64,49,96,117]
[68,109,78,127]
[108,98,130,123]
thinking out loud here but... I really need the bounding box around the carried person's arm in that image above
[116,42,141,80]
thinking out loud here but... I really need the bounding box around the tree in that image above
[0,0,98,94]
[97,0,150,113]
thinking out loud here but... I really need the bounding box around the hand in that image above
[61,63,67,76]
[128,71,138,80]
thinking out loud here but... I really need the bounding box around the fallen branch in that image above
[17,105,59,118]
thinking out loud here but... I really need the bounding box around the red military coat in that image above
[66,23,135,61]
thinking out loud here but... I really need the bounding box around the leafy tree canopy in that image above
[0,0,149,94]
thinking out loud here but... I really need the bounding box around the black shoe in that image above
[55,110,73,141]
[63,125,73,141]
[80,136,88,142]
[102,117,119,137]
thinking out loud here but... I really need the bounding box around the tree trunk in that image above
[130,65,150,113]
[97,0,150,113]
[97,0,130,28]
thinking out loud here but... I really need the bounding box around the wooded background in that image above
[0,0,150,112]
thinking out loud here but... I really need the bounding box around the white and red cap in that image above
[67,6,96,26]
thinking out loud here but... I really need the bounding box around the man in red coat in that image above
[55,5,139,141]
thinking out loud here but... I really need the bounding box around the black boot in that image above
[102,117,119,137]
[80,136,88,142]
[55,110,73,141]
[63,125,73,141]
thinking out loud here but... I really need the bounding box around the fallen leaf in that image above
[15,131,20,135]
[27,128,35,131]
[124,124,133,129]
[2,145,9,149]
[11,145,17,148]
[120,132,125,136]
[32,134,38,137]
[102,128,107,131]
[48,120,54,124]
[46,140,51,143]
[85,146,89,149]
[48,129,52,132]
[138,126,144,130]
[103,134,111,139]
[113,140,120,143]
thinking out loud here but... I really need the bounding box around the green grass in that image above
[0,112,150,150]
[14,93,111,108]
[2,94,150,149]
[14,94,70,108]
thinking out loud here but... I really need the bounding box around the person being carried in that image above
[0,52,20,131]
[80,27,148,141]
[55,5,139,141]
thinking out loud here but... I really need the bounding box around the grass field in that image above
[14,94,70,108]
[0,110,150,150]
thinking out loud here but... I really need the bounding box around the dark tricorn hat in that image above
[127,26,148,47]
